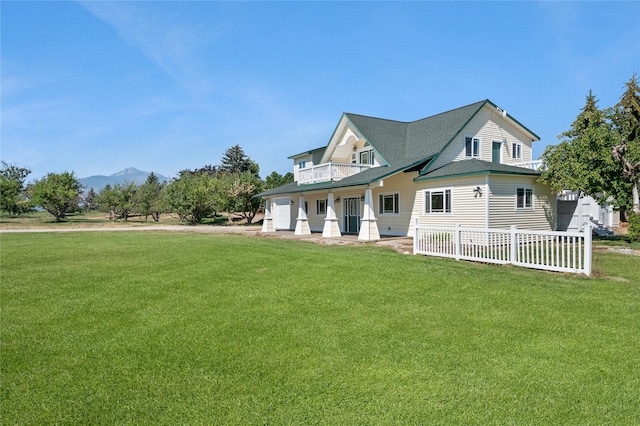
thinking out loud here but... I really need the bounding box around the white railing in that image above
[413,222,592,276]
[298,162,373,184]
[513,160,544,171]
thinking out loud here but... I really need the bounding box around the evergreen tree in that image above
[538,91,617,202]
[612,73,640,214]
[137,173,163,221]
[264,171,294,190]
[219,145,259,177]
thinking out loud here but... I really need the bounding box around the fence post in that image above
[583,223,592,276]
[455,223,461,261]
[510,225,518,265]
[413,218,419,255]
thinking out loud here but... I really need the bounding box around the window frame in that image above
[511,142,522,160]
[378,192,400,215]
[316,199,327,216]
[298,160,307,169]
[423,188,453,215]
[465,136,480,158]
[358,149,375,165]
[516,186,534,210]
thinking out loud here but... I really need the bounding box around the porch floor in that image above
[260,231,415,254]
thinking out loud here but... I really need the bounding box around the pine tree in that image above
[219,145,259,176]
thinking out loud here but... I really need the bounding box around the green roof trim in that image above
[414,159,542,182]
[287,146,326,159]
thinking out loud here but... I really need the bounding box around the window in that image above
[465,136,480,158]
[304,200,309,215]
[379,193,399,214]
[359,149,375,165]
[512,143,522,159]
[316,199,326,215]
[298,160,307,169]
[424,189,452,214]
[516,187,533,209]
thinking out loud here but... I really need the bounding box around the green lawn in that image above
[1,232,638,424]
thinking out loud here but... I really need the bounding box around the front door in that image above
[492,141,501,164]
[344,197,360,233]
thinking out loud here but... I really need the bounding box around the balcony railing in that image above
[298,162,373,184]
[513,160,544,171]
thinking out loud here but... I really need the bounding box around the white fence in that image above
[413,223,592,276]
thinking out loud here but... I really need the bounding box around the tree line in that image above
[0,145,293,225]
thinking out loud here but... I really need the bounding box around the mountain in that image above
[79,168,169,192]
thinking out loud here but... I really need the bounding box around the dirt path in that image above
[0,225,416,254]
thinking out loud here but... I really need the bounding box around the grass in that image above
[1,231,639,424]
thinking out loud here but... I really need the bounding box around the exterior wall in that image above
[431,105,535,170]
[369,172,417,236]
[487,175,556,230]
[412,176,489,231]
[291,153,314,182]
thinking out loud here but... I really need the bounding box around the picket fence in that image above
[413,223,592,276]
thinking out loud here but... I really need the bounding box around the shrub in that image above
[627,212,640,242]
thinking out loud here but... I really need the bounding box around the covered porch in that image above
[261,186,382,242]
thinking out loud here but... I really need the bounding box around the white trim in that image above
[515,185,534,210]
[464,135,481,158]
[485,175,490,228]
[422,187,453,215]
[378,192,400,215]
[511,142,522,160]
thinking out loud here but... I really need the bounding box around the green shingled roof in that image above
[256,99,541,198]
[415,159,542,182]
[344,100,487,169]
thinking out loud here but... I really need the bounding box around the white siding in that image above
[413,176,489,230]
[488,175,556,230]
[431,105,536,170]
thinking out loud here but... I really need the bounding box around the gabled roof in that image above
[342,100,487,171]
[256,100,541,198]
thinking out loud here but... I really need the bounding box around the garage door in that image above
[274,197,291,230]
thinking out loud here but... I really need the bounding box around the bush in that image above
[627,212,640,242]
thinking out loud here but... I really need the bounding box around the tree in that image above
[165,172,220,224]
[137,173,164,221]
[82,188,98,213]
[264,171,294,190]
[539,92,618,203]
[97,184,117,219]
[221,171,264,225]
[111,182,138,221]
[28,171,82,222]
[220,145,260,177]
[0,161,31,216]
[611,73,640,214]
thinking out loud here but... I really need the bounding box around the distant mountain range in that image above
[79,168,170,192]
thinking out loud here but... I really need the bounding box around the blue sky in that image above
[2,1,639,181]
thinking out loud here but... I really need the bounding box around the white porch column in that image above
[261,197,275,232]
[294,195,311,235]
[358,187,380,241]
[322,192,341,238]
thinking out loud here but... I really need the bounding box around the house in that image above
[256,99,557,241]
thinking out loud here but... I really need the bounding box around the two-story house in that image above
[257,99,556,241]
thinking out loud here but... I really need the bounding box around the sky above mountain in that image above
[2,1,639,181]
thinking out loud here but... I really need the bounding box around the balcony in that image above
[513,160,544,171]
[298,162,374,184]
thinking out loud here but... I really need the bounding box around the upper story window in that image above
[512,143,522,160]
[298,160,307,169]
[465,136,480,158]
[516,187,533,209]
[359,149,375,165]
